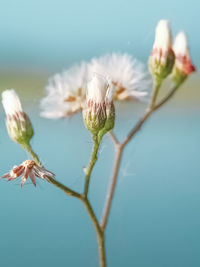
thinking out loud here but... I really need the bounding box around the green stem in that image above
[97,231,106,267]
[84,135,101,197]
[81,197,106,267]
[46,176,81,198]
[22,143,81,198]
[21,137,106,265]
[154,84,180,111]
[22,142,42,166]
[149,82,161,110]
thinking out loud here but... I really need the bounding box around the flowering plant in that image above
[1,20,195,267]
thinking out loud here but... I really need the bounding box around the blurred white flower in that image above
[88,53,152,101]
[41,53,153,120]
[40,62,88,118]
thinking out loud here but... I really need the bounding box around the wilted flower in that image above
[2,160,55,187]
[40,62,88,119]
[172,32,195,85]
[149,20,175,84]
[89,53,152,101]
[2,89,34,146]
[83,74,115,137]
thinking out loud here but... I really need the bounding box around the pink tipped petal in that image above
[29,172,36,187]
[2,173,10,178]
[23,167,29,180]
[15,166,25,177]
[12,165,24,174]
[21,176,28,187]
[184,58,196,75]
[8,177,17,181]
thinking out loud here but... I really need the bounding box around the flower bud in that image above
[172,32,195,85]
[149,20,175,84]
[83,74,115,137]
[2,89,34,146]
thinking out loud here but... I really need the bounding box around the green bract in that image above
[149,49,175,85]
[83,102,115,139]
[6,112,34,146]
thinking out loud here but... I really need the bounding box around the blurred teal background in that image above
[0,0,199,71]
[0,0,200,267]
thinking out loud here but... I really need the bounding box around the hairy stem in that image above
[84,135,101,197]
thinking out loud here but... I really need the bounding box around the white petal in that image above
[87,73,108,103]
[153,20,172,51]
[105,76,114,103]
[173,31,188,56]
[2,89,23,116]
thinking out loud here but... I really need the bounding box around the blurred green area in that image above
[0,72,199,111]
[0,71,48,109]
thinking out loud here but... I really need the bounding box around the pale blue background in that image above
[0,0,199,71]
[0,0,200,266]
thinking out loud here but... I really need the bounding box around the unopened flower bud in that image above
[172,32,195,85]
[149,20,175,84]
[83,74,115,138]
[2,89,34,146]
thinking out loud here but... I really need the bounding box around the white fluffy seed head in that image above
[153,20,172,51]
[88,53,152,101]
[173,31,188,56]
[40,62,88,119]
[2,89,23,116]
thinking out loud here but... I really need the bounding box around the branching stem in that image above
[24,143,81,198]
[101,85,180,230]
[22,83,180,267]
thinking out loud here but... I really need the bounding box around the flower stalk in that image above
[102,83,181,230]
[81,197,106,267]
[22,142,42,166]
[25,144,81,198]
[148,82,161,110]
[84,135,101,197]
